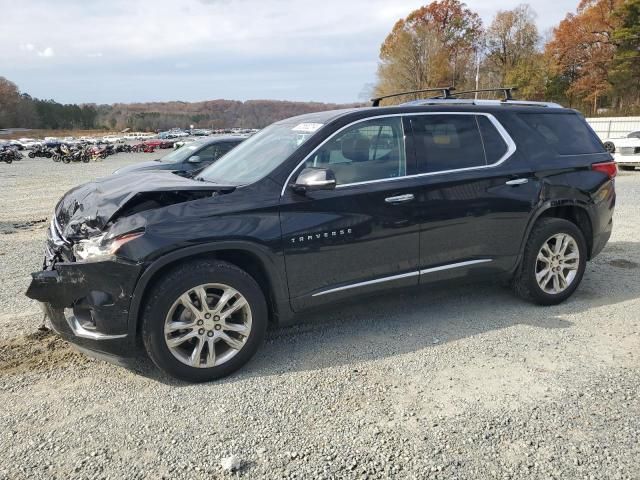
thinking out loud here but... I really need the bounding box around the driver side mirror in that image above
[292,167,337,194]
[187,155,201,163]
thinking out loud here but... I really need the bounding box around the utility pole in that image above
[475,50,480,100]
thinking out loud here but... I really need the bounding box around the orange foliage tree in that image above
[375,0,483,104]
[545,0,624,113]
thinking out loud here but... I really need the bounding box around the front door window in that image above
[304,117,406,185]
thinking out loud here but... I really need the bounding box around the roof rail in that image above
[451,87,518,101]
[371,87,455,107]
[401,98,563,108]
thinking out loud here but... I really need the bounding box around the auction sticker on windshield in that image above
[292,123,323,133]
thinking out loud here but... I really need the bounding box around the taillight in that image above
[592,161,617,178]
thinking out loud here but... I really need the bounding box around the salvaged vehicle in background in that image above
[0,145,23,163]
[26,88,616,382]
[112,136,245,176]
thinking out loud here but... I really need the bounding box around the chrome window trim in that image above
[281,112,517,196]
[311,258,492,297]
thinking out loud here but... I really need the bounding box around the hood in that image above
[55,171,234,240]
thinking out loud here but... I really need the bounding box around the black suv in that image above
[27,94,616,382]
[112,136,245,176]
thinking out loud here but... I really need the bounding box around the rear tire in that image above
[141,260,268,382]
[512,218,587,305]
[603,141,615,153]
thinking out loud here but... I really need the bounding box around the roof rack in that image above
[371,87,455,107]
[451,87,518,101]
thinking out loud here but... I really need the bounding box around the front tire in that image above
[141,260,268,382]
[512,218,587,305]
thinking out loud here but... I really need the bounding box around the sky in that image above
[0,0,579,105]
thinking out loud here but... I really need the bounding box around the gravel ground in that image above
[0,154,638,480]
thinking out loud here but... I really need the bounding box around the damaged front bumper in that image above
[26,259,142,358]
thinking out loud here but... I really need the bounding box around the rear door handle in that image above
[385,194,414,204]
[505,178,528,185]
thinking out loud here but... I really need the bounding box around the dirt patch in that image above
[0,328,86,375]
[0,218,47,235]
[608,258,639,269]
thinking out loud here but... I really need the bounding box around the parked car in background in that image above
[608,133,640,170]
[103,135,124,144]
[113,136,245,175]
[18,138,42,149]
[600,130,640,170]
[144,139,175,149]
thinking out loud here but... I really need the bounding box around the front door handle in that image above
[505,178,528,185]
[385,193,415,204]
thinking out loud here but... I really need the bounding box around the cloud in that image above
[0,0,581,103]
[37,47,54,57]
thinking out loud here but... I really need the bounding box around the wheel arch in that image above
[521,201,594,262]
[127,242,293,338]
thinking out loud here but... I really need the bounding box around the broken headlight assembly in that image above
[72,231,144,262]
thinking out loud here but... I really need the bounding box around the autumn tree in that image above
[375,0,483,104]
[484,5,540,86]
[545,0,624,113]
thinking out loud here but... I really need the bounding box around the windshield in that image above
[196,122,320,184]
[159,143,200,163]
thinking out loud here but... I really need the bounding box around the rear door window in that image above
[410,115,489,173]
[518,113,604,155]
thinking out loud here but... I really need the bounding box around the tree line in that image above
[0,78,99,130]
[0,76,356,131]
[375,0,640,115]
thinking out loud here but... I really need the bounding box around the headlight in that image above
[73,231,143,262]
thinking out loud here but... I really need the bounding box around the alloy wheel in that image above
[535,233,580,294]
[164,283,252,368]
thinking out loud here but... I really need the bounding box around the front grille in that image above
[618,146,640,156]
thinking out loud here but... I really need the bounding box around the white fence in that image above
[586,117,640,140]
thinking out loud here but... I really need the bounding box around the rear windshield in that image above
[518,113,604,155]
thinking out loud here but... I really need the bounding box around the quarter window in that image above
[517,113,604,155]
[410,115,496,173]
[304,117,406,185]
[477,116,508,163]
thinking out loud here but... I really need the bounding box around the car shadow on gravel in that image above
[132,241,640,386]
